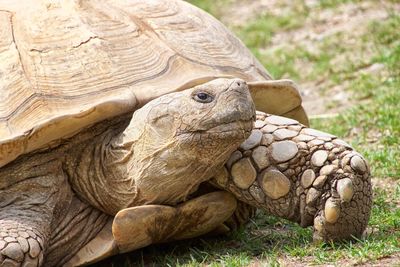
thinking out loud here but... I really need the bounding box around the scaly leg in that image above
[0,219,45,267]
[0,168,61,267]
[0,157,109,267]
[212,112,373,241]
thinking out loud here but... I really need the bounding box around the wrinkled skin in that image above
[65,78,255,214]
[0,79,372,267]
[0,79,255,266]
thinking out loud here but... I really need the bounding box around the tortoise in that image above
[0,0,372,266]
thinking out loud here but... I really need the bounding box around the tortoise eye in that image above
[193,92,214,103]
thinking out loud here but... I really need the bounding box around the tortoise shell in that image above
[0,0,305,167]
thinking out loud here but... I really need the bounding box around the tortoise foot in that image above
[113,191,237,253]
[312,152,372,242]
[211,112,373,242]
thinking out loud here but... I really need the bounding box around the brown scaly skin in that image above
[75,111,372,265]
[0,79,372,265]
[0,79,255,266]
[212,112,372,241]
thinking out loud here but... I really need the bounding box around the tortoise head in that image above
[118,78,255,205]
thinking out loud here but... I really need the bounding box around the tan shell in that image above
[0,0,307,167]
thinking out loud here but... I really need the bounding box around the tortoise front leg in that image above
[0,168,60,267]
[0,157,110,267]
[212,112,373,241]
[0,219,45,266]
[65,191,237,266]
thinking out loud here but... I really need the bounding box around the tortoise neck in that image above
[64,116,141,215]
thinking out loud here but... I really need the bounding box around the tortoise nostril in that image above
[231,79,246,90]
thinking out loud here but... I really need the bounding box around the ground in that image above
[97,1,400,266]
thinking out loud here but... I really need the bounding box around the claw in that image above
[312,215,325,243]
[113,205,177,253]
[337,178,354,202]
[350,155,367,174]
[324,197,340,223]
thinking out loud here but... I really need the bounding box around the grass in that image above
[235,6,308,52]
[184,0,233,20]
[311,13,400,178]
[317,0,358,9]
[98,1,399,266]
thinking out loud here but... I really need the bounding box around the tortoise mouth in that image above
[177,119,253,141]
[206,119,253,134]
